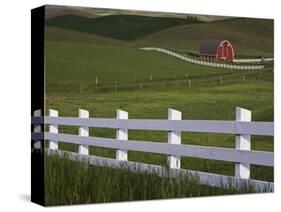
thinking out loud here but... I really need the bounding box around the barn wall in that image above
[216,41,234,63]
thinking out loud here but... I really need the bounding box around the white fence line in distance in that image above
[140,47,265,70]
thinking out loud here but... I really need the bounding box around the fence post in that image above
[116,109,128,161]
[33,109,42,149]
[219,76,223,84]
[78,109,89,155]
[235,107,251,179]
[168,109,182,169]
[49,109,58,150]
[115,79,118,93]
[188,79,191,88]
[80,84,83,96]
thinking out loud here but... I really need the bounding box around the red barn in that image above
[199,39,234,62]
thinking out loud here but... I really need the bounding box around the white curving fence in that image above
[233,58,274,63]
[32,107,274,191]
[140,47,265,70]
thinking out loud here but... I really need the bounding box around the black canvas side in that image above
[31,5,45,206]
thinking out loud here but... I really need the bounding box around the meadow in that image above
[43,14,274,205]
[45,39,235,87]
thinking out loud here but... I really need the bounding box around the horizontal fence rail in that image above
[140,47,265,70]
[33,132,273,167]
[32,117,274,136]
[32,107,274,191]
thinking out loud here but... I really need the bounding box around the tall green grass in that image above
[45,154,258,206]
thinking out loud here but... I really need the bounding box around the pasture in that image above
[46,39,234,87]
[134,18,274,56]
[43,14,274,205]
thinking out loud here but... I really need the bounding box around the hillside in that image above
[46,26,127,46]
[45,5,232,22]
[46,14,202,41]
[46,14,273,56]
[45,40,233,87]
[45,5,99,19]
[134,18,274,56]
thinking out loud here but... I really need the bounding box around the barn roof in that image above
[199,39,224,56]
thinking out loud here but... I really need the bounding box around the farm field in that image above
[134,18,274,56]
[45,39,235,87]
[43,9,274,205]
[46,27,273,92]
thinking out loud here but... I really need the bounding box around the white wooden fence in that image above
[31,107,274,191]
[233,58,274,63]
[140,47,265,70]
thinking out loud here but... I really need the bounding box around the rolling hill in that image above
[134,18,274,56]
[46,14,203,41]
[45,19,273,88]
[45,5,100,19]
[46,26,127,46]
[45,5,233,22]
[46,14,273,56]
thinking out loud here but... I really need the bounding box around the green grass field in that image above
[46,39,236,88]
[43,14,274,205]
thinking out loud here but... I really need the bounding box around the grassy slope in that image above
[46,26,126,46]
[46,38,233,87]
[45,5,100,19]
[47,15,273,56]
[45,5,233,21]
[46,14,202,41]
[134,18,274,56]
